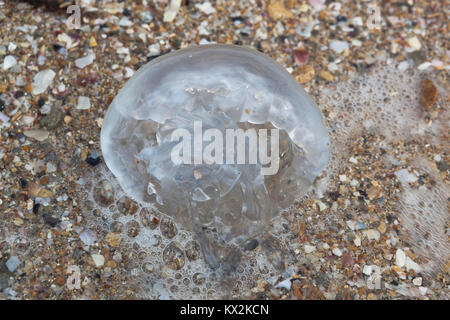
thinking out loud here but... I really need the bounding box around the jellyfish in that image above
[100,44,330,270]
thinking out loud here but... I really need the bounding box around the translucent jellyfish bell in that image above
[101,44,330,268]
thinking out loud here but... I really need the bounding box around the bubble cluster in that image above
[395,158,449,274]
[316,65,448,274]
[318,66,447,157]
[83,164,291,299]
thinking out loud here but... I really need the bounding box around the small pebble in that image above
[420,79,438,109]
[32,69,56,95]
[3,55,17,70]
[86,152,101,166]
[75,52,95,69]
[395,169,418,184]
[76,96,91,110]
[395,249,406,267]
[275,278,292,290]
[267,1,293,20]
[332,248,342,257]
[329,40,349,54]
[405,256,422,273]
[91,254,105,267]
[163,0,182,22]
[295,65,315,83]
[6,256,20,272]
[293,49,310,66]
[23,129,49,142]
[80,229,97,246]
[320,70,334,81]
[195,2,216,15]
[363,265,372,275]
[412,277,422,286]
[407,36,421,51]
[119,17,133,27]
[366,229,380,241]
[308,0,325,9]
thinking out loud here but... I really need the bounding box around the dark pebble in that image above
[358,189,368,198]
[26,0,67,11]
[171,39,181,49]
[231,16,243,23]
[408,50,427,66]
[256,42,263,52]
[19,178,28,188]
[336,15,347,23]
[314,273,330,286]
[43,214,60,227]
[52,44,63,52]
[123,8,132,16]
[242,238,259,251]
[86,155,101,166]
[0,269,9,290]
[40,106,63,130]
[33,202,40,214]
[437,161,448,172]
[386,213,395,223]
[14,91,24,99]
[38,97,46,108]
[328,191,340,201]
